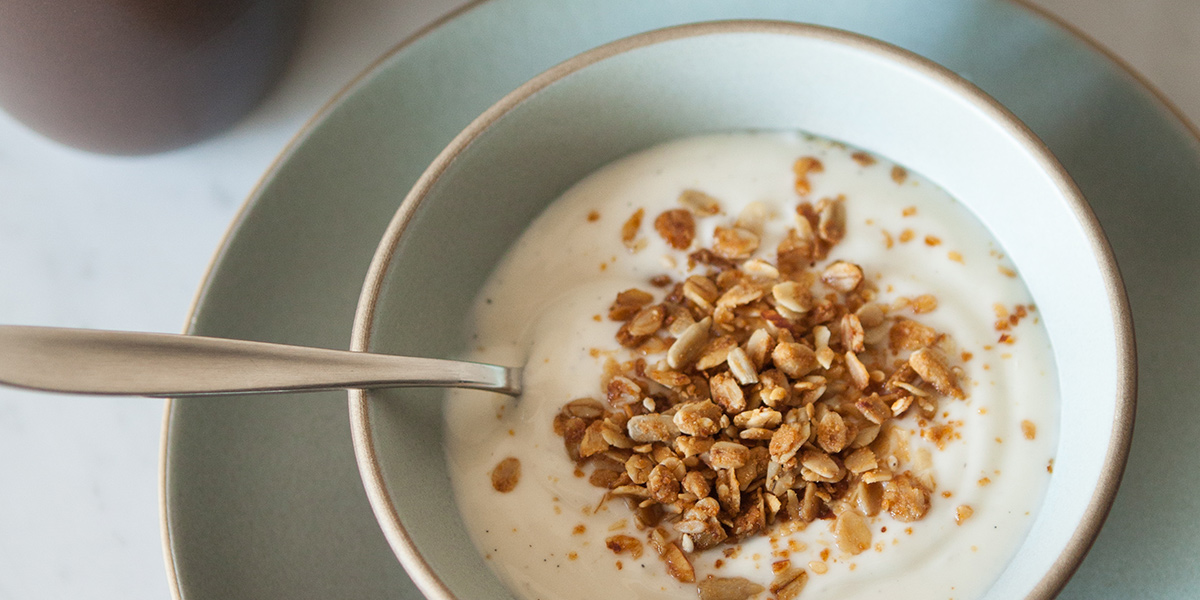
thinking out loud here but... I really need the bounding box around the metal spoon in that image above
[0,325,521,397]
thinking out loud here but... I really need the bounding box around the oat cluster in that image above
[551,157,968,599]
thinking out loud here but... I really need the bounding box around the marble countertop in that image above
[0,1,1195,598]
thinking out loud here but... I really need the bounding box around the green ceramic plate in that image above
[162,1,1200,599]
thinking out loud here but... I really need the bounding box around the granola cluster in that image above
[552,158,969,599]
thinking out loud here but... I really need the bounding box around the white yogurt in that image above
[444,132,1057,600]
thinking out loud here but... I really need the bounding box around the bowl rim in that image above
[348,18,1136,600]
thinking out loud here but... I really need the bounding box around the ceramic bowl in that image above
[348,20,1135,600]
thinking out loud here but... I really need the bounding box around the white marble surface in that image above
[0,1,1195,599]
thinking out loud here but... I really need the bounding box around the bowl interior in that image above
[351,21,1130,600]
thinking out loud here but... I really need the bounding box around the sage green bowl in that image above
[348,20,1134,600]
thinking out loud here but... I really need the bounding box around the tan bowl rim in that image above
[347,19,1136,600]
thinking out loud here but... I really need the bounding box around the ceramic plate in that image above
[162,1,1200,599]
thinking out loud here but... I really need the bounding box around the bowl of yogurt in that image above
[349,20,1134,600]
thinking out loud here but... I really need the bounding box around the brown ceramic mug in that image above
[0,0,304,155]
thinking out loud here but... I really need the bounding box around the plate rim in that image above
[159,0,1195,598]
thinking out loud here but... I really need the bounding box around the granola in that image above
[553,173,972,595]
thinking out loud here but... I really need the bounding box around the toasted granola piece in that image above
[862,469,894,484]
[683,275,720,311]
[679,189,722,216]
[688,248,737,271]
[490,457,521,493]
[816,411,851,454]
[912,293,938,314]
[883,363,918,393]
[770,567,809,600]
[674,400,723,437]
[777,229,815,276]
[561,397,605,420]
[909,347,965,399]
[609,288,655,321]
[647,366,691,389]
[851,422,881,449]
[688,518,730,551]
[769,423,805,465]
[715,468,741,514]
[742,258,780,279]
[882,471,931,522]
[816,196,846,245]
[890,394,915,417]
[755,369,790,408]
[856,302,885,328]
[798,482,821,522]
[772,281,813,314]
[1022,420,1037,440]
[834,508,872,555]
[655,209,696,250]
[851,151,877,167]
[726,347,759,385]
[647,463,681,503]
[737,447,770,489]
[955,504,975,524]
[772,342,818,379]
[606,534,644,559]
[562,417,587,462]
[713,226,760,260]
[621,208,644,250]
[617,305,664,347]
[856,480,884,516]
[737,328,769,368]
[625,454,654,484]
[675,435,715,458]
[716,283,764,309]
[588,467,623,489]
[855,394,891,425]
[627,414,680,443]
[707,441,751,469]
[840,313,865,353]
[667,316,712,370]
[710,372,746,413]
[579,420,611,457]
[916,395,939,419]
[844,447,878,474]
[889,318,937,352]
[697,576,765,600]
[649,529,695,583]
[695,336,738,371]
[683,470,711,498]
[800,449,841,481]
[690,497,721,519]
[606,375,642,407]
[844,351,871,390]
[807,298,839,325]
[793,156,824,195]
[733,407,782,430]
[731,491,767,537]
[634,503,665,529]
[821,260,863,293]
[735,202,769,235]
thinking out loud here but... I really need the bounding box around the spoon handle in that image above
[0,325,520,397]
